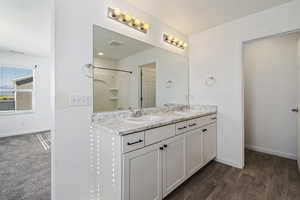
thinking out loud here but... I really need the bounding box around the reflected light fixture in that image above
[98,52,104,56]
[163,33,188,49]
[108,7,150,34]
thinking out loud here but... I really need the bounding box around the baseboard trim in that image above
[245,144,297,160]
[215,158,243,169]
[0,129,51,138]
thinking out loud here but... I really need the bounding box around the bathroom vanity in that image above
[90,25,216,200]
[91,106,217,200]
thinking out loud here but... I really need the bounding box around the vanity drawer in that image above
[145,125,175,146]
[122,132,145,153]
[187,118,200,129]
[175,121,189,135]
[197,114,217,127]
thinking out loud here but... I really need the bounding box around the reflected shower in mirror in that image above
[93,25,189,113]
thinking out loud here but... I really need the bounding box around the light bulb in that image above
[173,38,178,43]
[113,8,121,17]
[134,19,141,26]
[183,43,188,48]
[124,14,132,22]
[168,35,174,42]
[178,41,184,46]
[143,23,150,30]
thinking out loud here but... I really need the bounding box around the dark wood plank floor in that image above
[165,150,300,200]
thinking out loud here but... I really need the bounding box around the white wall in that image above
[54,0,187,199]
[189,0,300,168]
[0,52,51,137]
[117,47,189,109]
[244,33,300,159]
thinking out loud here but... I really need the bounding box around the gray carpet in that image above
[0,132,51,200]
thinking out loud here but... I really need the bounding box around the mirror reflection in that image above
[93,25,189,112]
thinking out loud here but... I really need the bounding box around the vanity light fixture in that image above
[163,33,188,49]
[108,7,150,33]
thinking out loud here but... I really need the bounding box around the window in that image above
[0,66,34,113]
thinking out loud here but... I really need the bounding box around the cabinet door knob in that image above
[202,129,208,132]
[164,144,168,148]
[160,147,164,151]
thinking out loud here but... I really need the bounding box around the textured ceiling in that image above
[0,0,51,56]
[93,25,153,61]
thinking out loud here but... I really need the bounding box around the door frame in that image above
[297,38,300,171]
[138,62,156,108]
[240,28,300,168]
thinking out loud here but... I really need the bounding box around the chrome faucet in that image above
[129,107,143,117]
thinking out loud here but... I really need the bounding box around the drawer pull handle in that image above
[127,139,143,146]
[202,129,208,132]
[178,126,187,130]
[211,117,217,120]
[189,123,197,127]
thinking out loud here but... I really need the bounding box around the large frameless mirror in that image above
[92,25,189,112]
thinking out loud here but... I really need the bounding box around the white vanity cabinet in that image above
[162,135,186,197]
[185,128,203,177]
[123,142,162,200]
[99,113,217,200]
[202,123,217,165]
[122,134,186,200]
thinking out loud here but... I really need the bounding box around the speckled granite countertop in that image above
[92,105,217,136]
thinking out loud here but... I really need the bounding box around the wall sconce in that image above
[163,34,188,49]
[108,8,150,34]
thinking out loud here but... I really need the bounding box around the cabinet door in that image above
[162,135,186,197]
[203,123,217,165]
[123,143,162,200]
[186,128,203,177]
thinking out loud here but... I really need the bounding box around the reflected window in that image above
[0,66,34,112]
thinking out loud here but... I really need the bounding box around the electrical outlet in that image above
[69,95,92,106]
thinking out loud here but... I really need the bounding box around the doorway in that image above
[298,36,300,171]
[140,63,156,108]
[243,31,300,161]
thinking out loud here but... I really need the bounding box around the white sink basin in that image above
[123,115,163,124]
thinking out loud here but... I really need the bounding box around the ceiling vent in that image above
[109,40,123,47]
